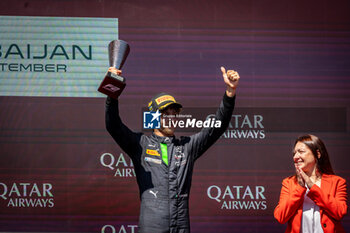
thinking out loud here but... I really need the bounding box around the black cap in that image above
[148,93,182,112]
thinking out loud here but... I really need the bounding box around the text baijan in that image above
[0,44,92,60]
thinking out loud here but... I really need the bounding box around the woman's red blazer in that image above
[274,174,347,233]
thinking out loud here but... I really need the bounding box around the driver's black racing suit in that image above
[105,93,236,233]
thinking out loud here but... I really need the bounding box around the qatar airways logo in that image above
[101,224,138,233]
[221,114,266,139]
[0,182,54,208]
[100,152,136,178]
[207,185,267,210]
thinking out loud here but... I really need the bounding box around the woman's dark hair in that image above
[294,134,335,175]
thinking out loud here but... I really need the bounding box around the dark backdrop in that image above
[0,0,349,232]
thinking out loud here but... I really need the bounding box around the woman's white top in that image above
[301,181,324,233]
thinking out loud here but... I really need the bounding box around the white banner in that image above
[0,16,118,97]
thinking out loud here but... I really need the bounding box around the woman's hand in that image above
[295,165,315,189]
[295,164,305,187]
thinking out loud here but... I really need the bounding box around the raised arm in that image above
[105,97,142,158]
[189,67,239,160]
[104,68,142,157]
[106,72,142,160]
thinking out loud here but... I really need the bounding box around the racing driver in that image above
[105,67,240,233]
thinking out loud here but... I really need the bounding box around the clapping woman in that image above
[274,134,347,233]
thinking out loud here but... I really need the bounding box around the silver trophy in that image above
[98,40,130,99]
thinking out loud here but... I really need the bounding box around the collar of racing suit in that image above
[151,133,175,144]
